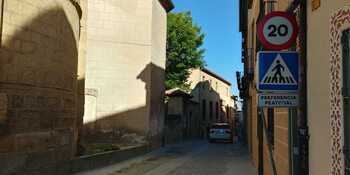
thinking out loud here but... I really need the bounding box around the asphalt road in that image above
[77,141,257,175]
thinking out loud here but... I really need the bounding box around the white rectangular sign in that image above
[258,93,299,107]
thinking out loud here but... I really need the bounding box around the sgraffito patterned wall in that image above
[330,6,350,175]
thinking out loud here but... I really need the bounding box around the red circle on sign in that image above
[257,11,299,50]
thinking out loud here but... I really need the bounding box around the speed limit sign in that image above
[257,11,298,50]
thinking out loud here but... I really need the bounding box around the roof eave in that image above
[159,0,174,12]
[202,68,232,86]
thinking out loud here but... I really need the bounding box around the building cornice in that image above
[159,0,174,12]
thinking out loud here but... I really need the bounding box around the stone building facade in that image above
[81,0,173,148]
[0,0,82,174]
[187,68,235,138]
[240,1,350,175]
[164,88,199,144]
[0,0,174,174]
[239,0,294,175]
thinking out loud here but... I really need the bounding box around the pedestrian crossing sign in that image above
[257,51,299,92]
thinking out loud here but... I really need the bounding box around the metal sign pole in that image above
[257,8,300,175]
[259,107,278,175]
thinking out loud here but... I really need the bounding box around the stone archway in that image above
[0,0,82,174]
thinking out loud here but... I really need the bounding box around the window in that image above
[267,108,274,149]
[215,82,218,91]
[202,76,206,90]
[219,100,223,121]
[226,105,230,121]
[215,102,219,121]
[342,28,350,175]
[211,123,230,129]
[209,80,212,91]
[209,101,213,120]
[202,100,206,120]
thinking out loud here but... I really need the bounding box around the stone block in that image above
[0,93,7,125]
[25,149,56,170]
[38,116,54,130]
[0,93,8,110]
[7,118,29,134]
[53,117,75,129]
[63,97,75,110]
[52,145,73,162]
[0,110,6,124]
[7,110,43,134]
[56,129,73,146]
[15,132,51,152]
[0,152,27,175]
[24,95,38,109]
[8,95,24,109]
[0,136,15,153]
[46,97,61,109]
[36,96,48,108]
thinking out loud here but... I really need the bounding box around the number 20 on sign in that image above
[257,12,299,50]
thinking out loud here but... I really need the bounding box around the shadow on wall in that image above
[0,6,82,175]
[191,81,224,120]
[190,80,231,137]
[164,80,226,144]
[80,63,165,154]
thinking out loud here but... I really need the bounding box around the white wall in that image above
[307,2,350,175]
[84,0,167,136]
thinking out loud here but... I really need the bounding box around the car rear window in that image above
[211,124,230,129]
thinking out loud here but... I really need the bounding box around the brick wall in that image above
[0,0,81,174]
[245,0,291,175]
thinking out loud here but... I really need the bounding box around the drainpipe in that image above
[257,0,265,174]
[298,1,309,175]
[286,0,309,175]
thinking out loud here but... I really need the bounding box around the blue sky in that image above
[172,0,243,97]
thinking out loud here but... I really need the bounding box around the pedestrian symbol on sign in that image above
[261,54,297,85]
[257,51,299,92]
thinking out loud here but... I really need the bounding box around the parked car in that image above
[209,123,233,143]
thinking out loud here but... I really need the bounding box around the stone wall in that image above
[82,0,167,147]
[0,0,81,174]
[165,94,200,145]
[149,0,168,148]
[187,68,235,133]
[245,1,292,175]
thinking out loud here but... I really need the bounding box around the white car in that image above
[209,123,233,143]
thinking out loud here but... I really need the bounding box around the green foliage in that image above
[166,12,205,90]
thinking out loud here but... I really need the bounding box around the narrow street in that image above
[76,141,256,175]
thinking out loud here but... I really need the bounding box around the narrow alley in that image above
[76,141,256,175]
[2,0,350,174]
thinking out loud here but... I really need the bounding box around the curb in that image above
[69,145,150,174]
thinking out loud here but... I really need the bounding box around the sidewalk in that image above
[74,140,206,175]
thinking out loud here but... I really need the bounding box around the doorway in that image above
[342,28,350,175]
